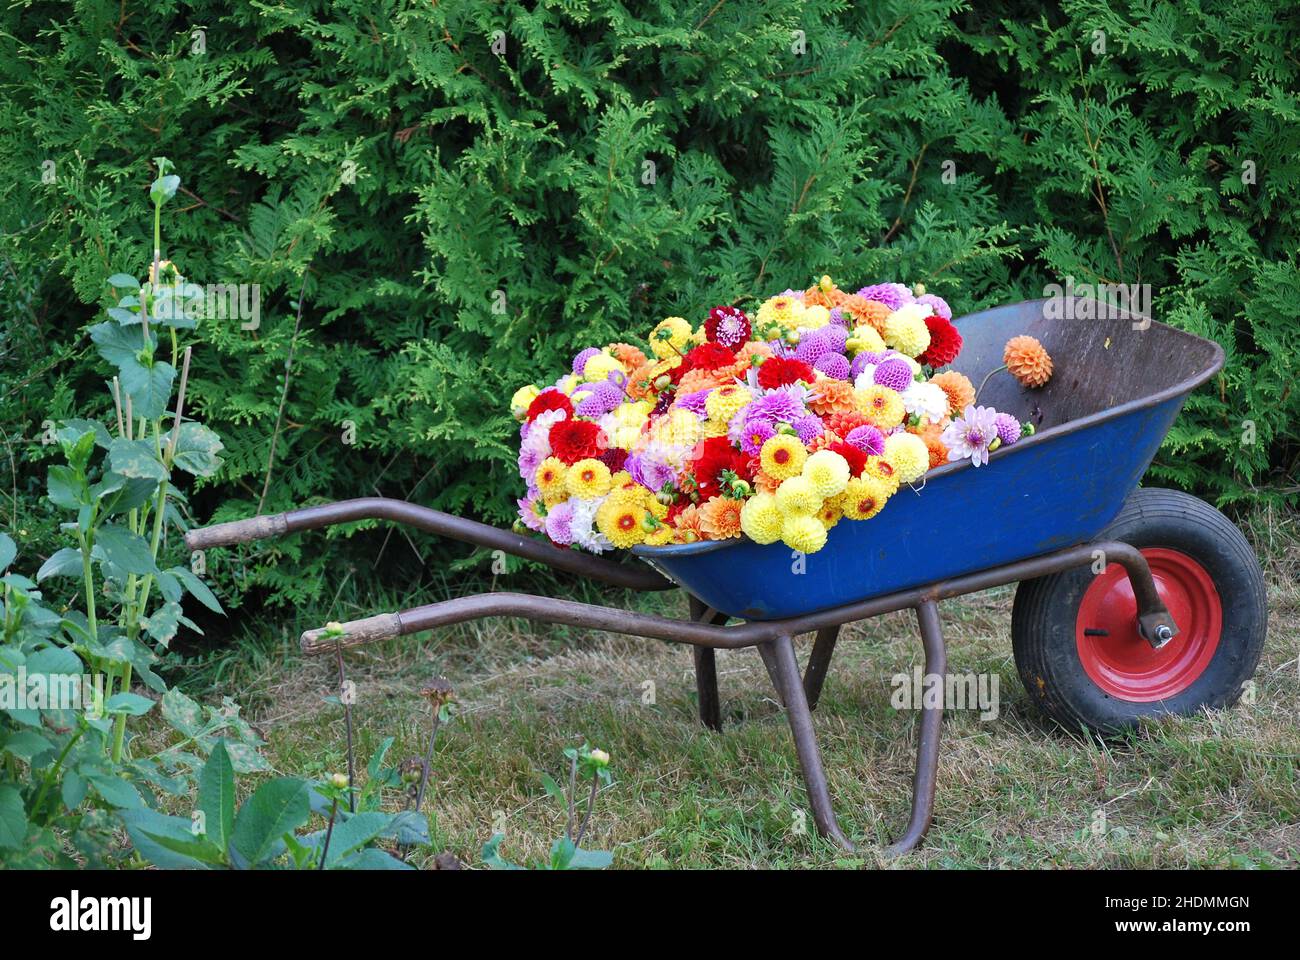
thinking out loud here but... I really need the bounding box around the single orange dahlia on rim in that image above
[1004,335,1053,388]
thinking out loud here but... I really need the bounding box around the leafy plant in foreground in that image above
[122,741,429,869]
[0,161,262,867]
[482,743,614,870]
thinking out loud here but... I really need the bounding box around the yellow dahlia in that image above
[510,384,540,419]
[774,475,821,516]
[801,305,831,329]
[883,433,929,484]
[781,514,828,553]
[565,458,612,499]
[643,524,675,546]
[582,352,623,382]
[855,385,907,429]
[596,492,649,548]
[802,449,851,498]
[739,492,783,544]
[863,455,901,495]
[653,408,706,447]
[759,434,807,480]
[704,384,752,425]
[839,475,890,521]
[756,294,806,332]
[648,317,693,359]
[817,500,843,531]
[883,304,932,358]
[846,325,886,355]
[535,457,569,503]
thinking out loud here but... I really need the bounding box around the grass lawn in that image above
[150,507,1300,869]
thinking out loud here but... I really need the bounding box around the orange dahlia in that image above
[923,434,948,469]
[803,285,846,309]
[753,469,782,496]
[808,378,857,416]
[839,295,891,334]
[730,341,773,377]
[930,370,976,418]
[698,496,743,539]
[674,504,706,543]
[610,342,648,370]
[1004,335,1053,388]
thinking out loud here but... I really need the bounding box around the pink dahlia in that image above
[942,405,1000,467]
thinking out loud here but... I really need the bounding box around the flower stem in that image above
[974,364,1008,404]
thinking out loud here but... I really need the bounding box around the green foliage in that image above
[0,166,261,867]
[1,0,1295,608]
[483,742,614,869]
[122,740,427,868]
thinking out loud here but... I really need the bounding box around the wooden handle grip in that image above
[300,613,402,656]
[184,514,288,550]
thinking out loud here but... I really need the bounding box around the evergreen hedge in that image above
[1,0,1296,607]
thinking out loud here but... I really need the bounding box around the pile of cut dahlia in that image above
[511,277,1031,554]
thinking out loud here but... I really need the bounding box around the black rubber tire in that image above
[1012,487,1267,734]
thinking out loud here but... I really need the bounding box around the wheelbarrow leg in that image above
[687,596,725,731]
[765,634,854,852]
[886,599,947,857]
[802,625,841,711]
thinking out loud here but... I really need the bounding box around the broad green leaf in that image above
[160,688,204,737]
[25,645,82,676]
[2,730,54,763]
[231,778,310,866]
[0,785,27,849]
[47,465,86,509]
[120,810,215,869]
[339,847,413,870]
[316,811,394,867]
[89,320,153,369]
[118,357,175,421]
[169,566,223,613]
[108,438,167,482]
[0,533,14,573]
[63,418,113,450]
[62,771,87,811]
[198,741,235,855]
[88,774,144,809]
[107,273,140,290]
[222,740,271,774]
[93,524,157,576]
[566,847,614,869]
[172,422,225,477]
[97,476,158,515]
[36,548,82,581]
[140,600,182,645]
[104,693,155,716]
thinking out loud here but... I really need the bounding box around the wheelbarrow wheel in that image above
[1011,487,1266,734]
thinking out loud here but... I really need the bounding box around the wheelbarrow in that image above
[185,297,1267,856]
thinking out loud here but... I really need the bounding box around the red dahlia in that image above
[828,440,868,477]
[684,342,736,372]
[704,306,752,352]
[917,314,962,368]
[549,419,604,464]
[757,356,814,390]
[526,389,574,422]
[687,436,752,501]
[599,447,629,472]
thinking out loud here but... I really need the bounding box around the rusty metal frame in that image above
[186,497,1177,856]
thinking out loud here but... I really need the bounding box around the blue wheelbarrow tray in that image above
[632,298,1225,621]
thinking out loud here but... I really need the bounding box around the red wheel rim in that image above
[1075,548,1222,702]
